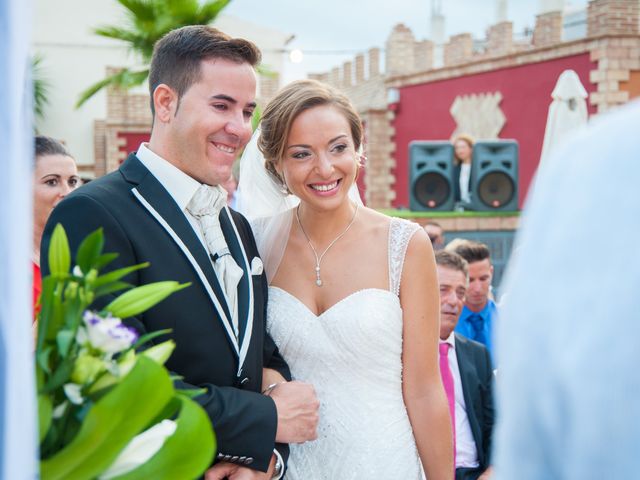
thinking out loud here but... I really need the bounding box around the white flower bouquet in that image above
[36,225,215,479]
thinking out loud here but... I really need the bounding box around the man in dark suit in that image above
[435,251,495,480]
[42,26,318,480]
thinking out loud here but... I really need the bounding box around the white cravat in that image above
[187,184,244,337]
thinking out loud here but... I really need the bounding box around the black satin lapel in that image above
[135,174,232,322]
[219,209,250,344]
[455,337,483,445]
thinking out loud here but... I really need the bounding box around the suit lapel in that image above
[455,335,483,459]
[121,155,239,358]
[219,207,254,373]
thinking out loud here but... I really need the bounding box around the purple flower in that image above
[77,311,139,354]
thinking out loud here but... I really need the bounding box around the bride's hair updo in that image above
[258,79,363,190]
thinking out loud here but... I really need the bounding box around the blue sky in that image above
[224,0,588,78]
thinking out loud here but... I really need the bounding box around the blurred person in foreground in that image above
[494,100,640,479]
[436,251,494,480]
[32,136,80,315]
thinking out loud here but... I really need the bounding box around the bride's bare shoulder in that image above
[357,207,393,237]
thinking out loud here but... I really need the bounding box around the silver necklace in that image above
[295,203,359,287]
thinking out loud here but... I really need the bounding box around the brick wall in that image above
[588,0,640,37]
[444,33,473,66]
[386,23,417,76]
[486,22,514,57]
[533,11,563,48]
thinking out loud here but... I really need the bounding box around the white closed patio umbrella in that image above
[539,69,589,169]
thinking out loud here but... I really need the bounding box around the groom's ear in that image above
[153,84,177,123]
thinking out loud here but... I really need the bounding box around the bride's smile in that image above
[279,105,358,211]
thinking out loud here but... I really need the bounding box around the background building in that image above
[32,0,292,177]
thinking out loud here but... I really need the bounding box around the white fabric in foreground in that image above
[0,0,38,477]
[494,101,640,480]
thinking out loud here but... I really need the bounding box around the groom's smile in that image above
[159,58,257,186]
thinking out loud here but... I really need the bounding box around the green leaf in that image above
[131,328,171,349]
[37,345,53,376]
[75,228,104,274]
[88,350,136,395]
[39,281,66,347]
[94,281,133,299]
[94,253,119,270]
[104,281,190,319]
[62,293,85,331]
[110,396,215,480]
[93,263,149,288]
[140,340,175,366]
[40,356,173,480]
[41,358,74,394]
[76,68,148,108]
[39,394,53,443]
[175,387,206,399]
[49,224,71,278]
[56,330,75,359]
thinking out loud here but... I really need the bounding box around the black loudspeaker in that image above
[469,140,519,211]
[409,141,455,211]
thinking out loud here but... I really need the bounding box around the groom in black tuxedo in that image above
[42,26,318,479]
[435,251,495,480]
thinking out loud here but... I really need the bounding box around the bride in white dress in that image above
[238,79,452,480]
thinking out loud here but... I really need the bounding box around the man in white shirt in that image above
[436,250,495,480]
[494,101,640,479]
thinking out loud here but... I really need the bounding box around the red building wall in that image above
[391,53,597,208]
[118,132,151,163]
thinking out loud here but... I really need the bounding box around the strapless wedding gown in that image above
[267,218,424,480]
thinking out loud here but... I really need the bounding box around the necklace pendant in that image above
[316,278,323,287]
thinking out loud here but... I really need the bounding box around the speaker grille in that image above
[413,172,451,209]
[477,172,515,209]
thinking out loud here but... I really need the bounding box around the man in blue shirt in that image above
[446,241,497,363]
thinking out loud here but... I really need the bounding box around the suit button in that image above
[245,457,254,465]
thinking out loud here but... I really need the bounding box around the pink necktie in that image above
[439,342,456,468]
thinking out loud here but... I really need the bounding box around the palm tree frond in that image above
[77,0,232,109]
[94,25,143,43]
[116,0,157,22]
[76,68,149,108]
[197,0,231,23]
[32,54,50,120]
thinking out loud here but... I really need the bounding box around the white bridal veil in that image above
[235,127,363,283]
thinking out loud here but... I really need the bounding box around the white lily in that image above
[63,383,84,405]
[99,419,177,479]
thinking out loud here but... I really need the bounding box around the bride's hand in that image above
[262,367,286,391]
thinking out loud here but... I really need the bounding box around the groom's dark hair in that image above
[149,25,261,116]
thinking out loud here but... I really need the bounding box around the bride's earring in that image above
[276,165,292,195]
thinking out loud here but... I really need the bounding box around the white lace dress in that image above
[267,218,424,480]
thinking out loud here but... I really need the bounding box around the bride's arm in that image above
[400,229,454,480]
[262,368,287,392]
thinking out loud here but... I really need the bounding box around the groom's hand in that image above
[270,381,319,443]
[205,455,276,479]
